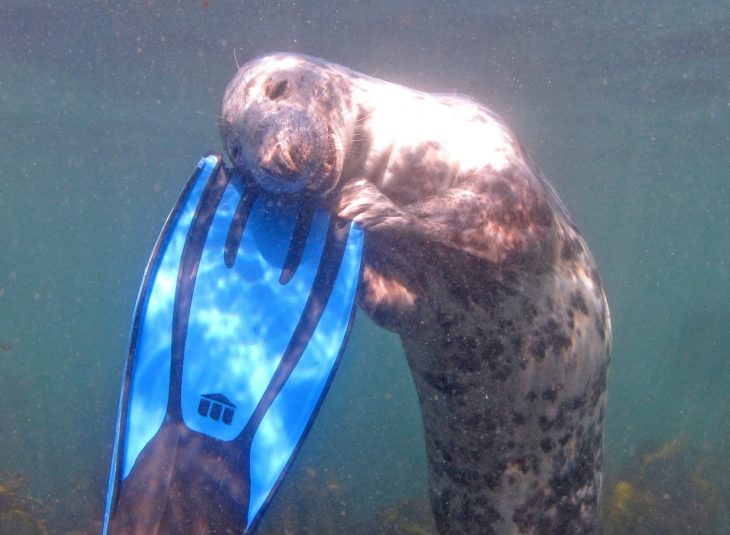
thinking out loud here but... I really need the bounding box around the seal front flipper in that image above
[103,154,363,534]
[337,172,557,266]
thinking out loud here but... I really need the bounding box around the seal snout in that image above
[237,105,337,194]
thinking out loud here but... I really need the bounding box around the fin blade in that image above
[105,155,363,535]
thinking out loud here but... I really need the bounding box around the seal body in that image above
[221,53,611,534]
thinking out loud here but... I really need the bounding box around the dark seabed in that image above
[0,1,728,533]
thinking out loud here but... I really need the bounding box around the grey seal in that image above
[220,52,611,534]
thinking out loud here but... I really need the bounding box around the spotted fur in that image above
[221,53,611,535]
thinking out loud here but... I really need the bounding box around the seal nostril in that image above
[231,144,240,160]
[266,79,290,101]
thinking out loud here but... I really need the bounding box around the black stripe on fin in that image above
[279,199,316,285]
[224,180,258,268]
[240,215,350,441]
[168,160,230,421]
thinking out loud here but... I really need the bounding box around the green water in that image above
[1,1,728,533]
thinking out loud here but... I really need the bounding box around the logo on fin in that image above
[197,393,235,425]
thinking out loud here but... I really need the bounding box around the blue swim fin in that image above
[103,154,363,534]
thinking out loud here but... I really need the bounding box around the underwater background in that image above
[1,0,728,533]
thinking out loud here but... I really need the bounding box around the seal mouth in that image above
[254,167,309,194]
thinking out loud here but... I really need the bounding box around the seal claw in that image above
[337,179,402,231]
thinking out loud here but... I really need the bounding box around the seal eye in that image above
[266,79,290,101]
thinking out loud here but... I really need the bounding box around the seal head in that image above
[220,55,344,194]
